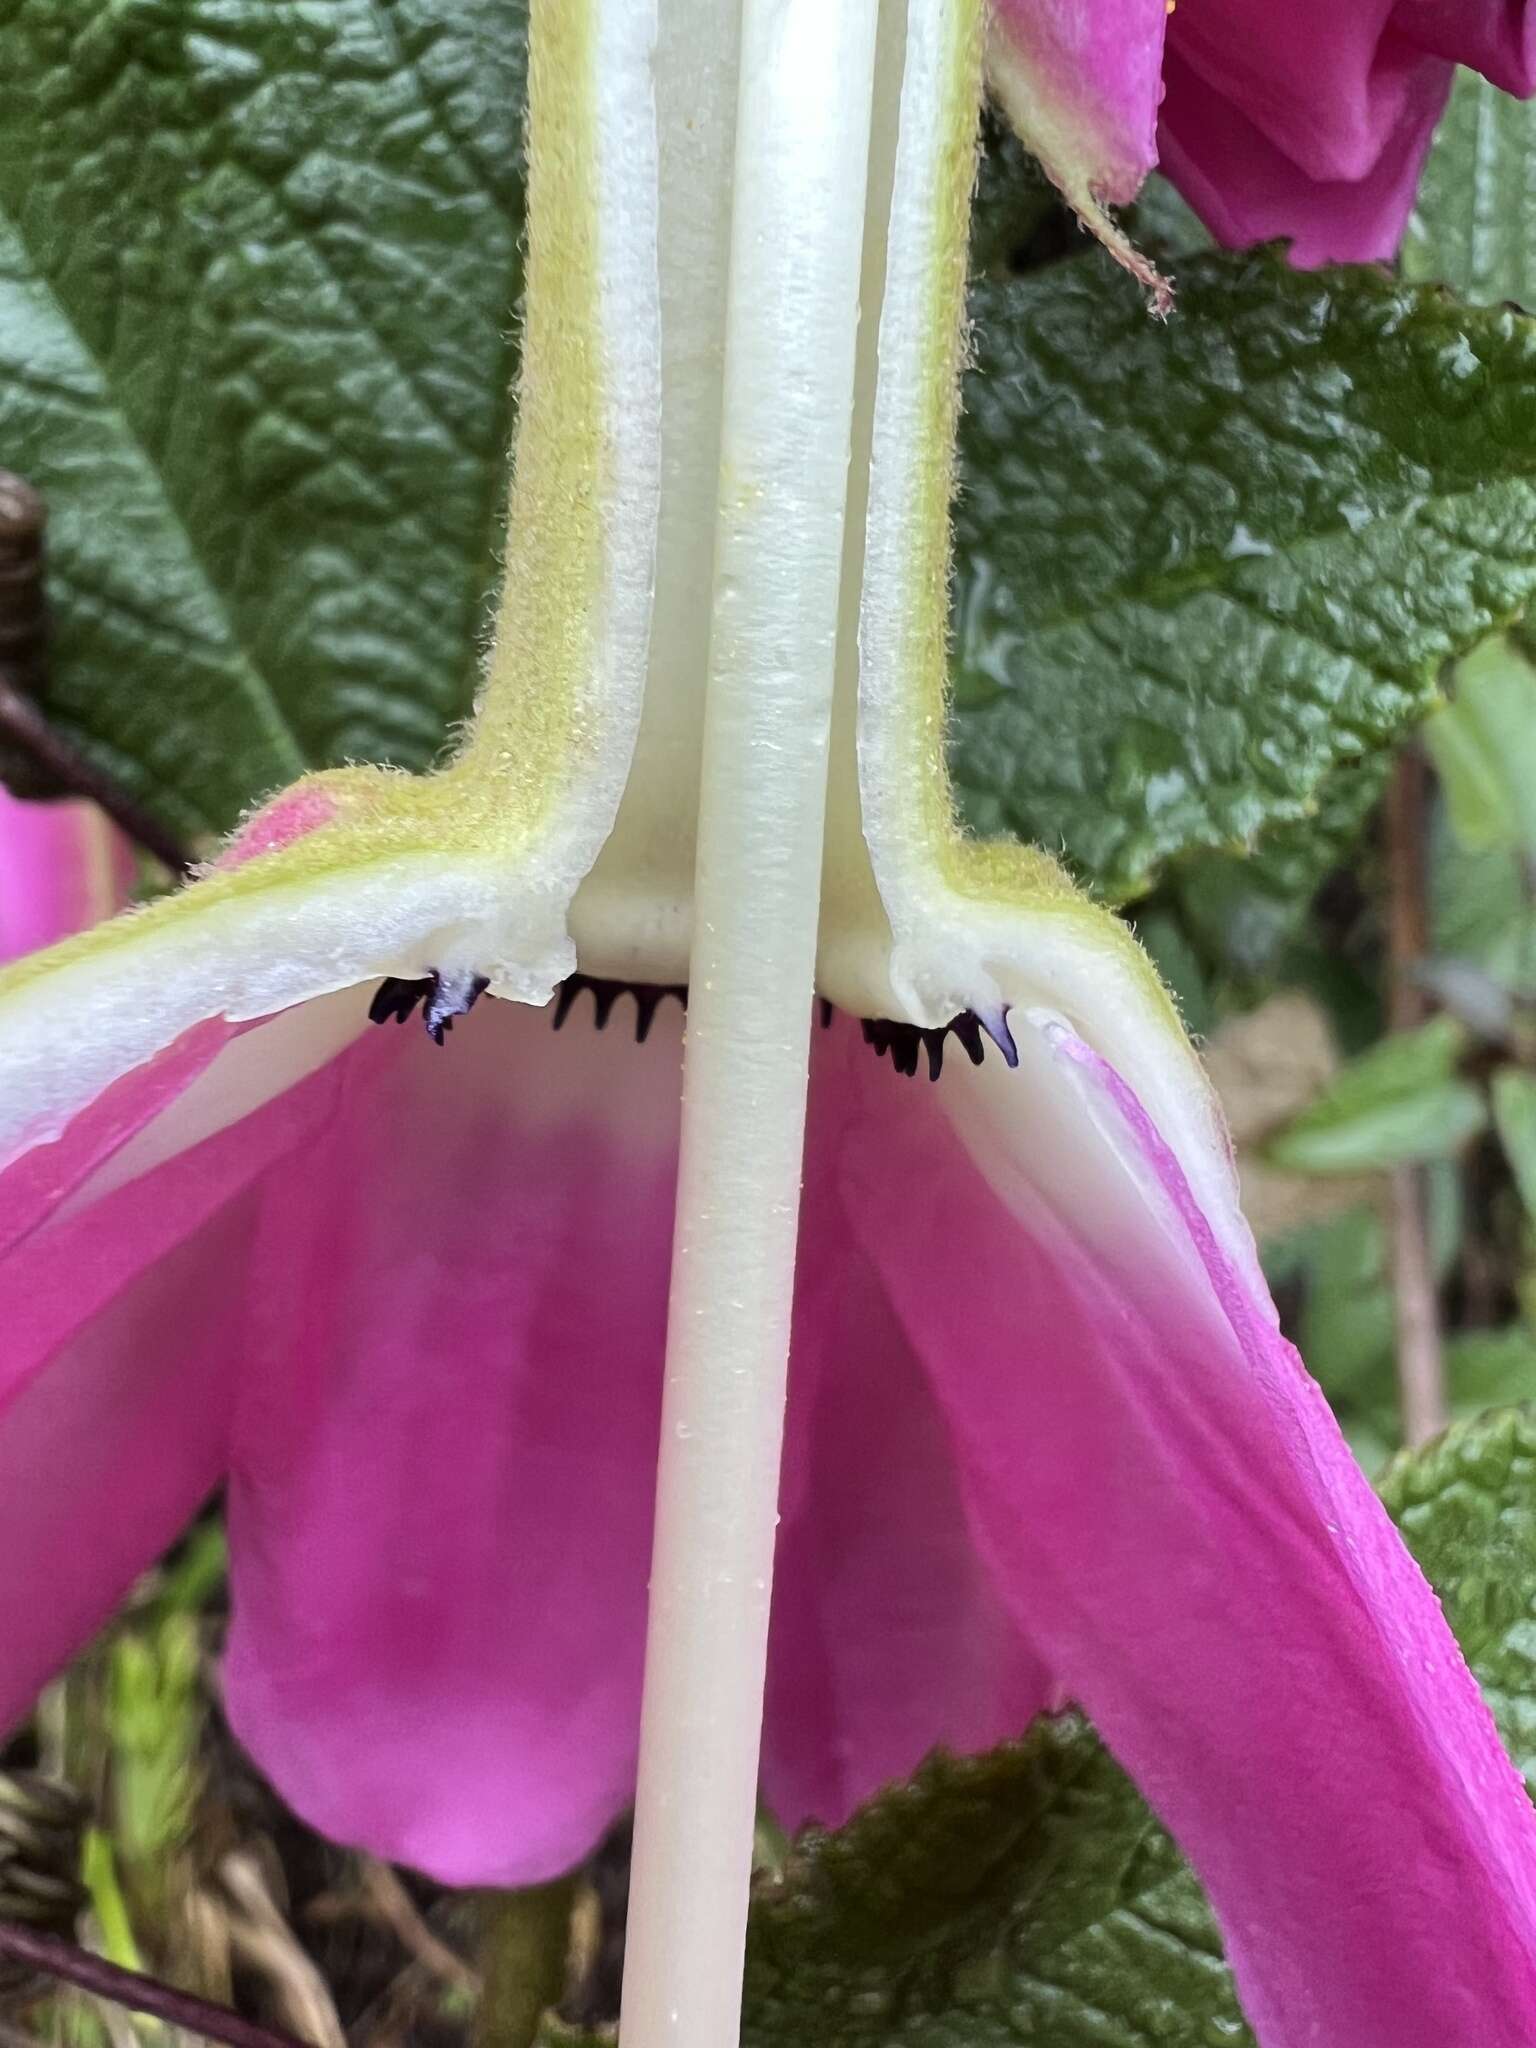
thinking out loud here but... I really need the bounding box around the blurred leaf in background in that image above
[1426,637,1536,857]
[1425,635,1536,1033]
[1404,70,1536,309]
[1494,1068,1536,1223]
[1261,1172,1465,1471]
[1238,658,1536,1454]
[1263,1017,1486,1177]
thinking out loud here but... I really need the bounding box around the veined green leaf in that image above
[740,1721,1249,2048]
[1264,1016,1487,1175]
[949,249,1536,900]
[1380,1407,1536,1793]
[0,0,526,836]
[9,71,1536,903]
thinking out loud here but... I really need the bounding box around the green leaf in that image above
[1493,1066,1536,1220]
[1260,1167,1463,1466]
[1431,818,1536,1003]
[1263,1016,1487,1174]
[1157,754,1387,997]
[1120,174,1212,267]
[948,248,1536,899]
[1445,1329,1536,1422]
[741,1719,1251,2048]
[12,63,1525,894]
[0,0,526,836]
[1403,68,1536,308]
[968,113,1060,280]
[728,1407,1536,2048]
[1266,1204,1397,1404]
[1424,635,1536,856]
[1380,1406,1536,1791]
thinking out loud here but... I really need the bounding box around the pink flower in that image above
[5,982,1536,2046]
[0,790,131,963]
[987,0,1536,280]
[2,6,1534,2043]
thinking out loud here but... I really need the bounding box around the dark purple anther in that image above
[551,974,687,1040]
[859,1005,1017,1081]
[367,970,489,1044]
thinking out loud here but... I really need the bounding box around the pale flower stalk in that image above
[0,6,1534,2048]
[621,8,877,2041]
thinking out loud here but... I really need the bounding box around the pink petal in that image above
[222,995,681,1886]
[0,1016,340,1725]
[1166,1,1431,187]
[217,786,342,870]
[0,792,132,963]
[987,0,1172,308]
[1393,0,1536,96]
[829,1022,1536,2046]
[760,1033,1051,1830]
[1159,39,1450,264]
[988,0,1167,205]
[0,1023,233,1250]
[0,978,675,1886]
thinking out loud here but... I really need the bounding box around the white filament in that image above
[618,4,882,2043]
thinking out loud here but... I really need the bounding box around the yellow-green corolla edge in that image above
[0,0,1246,1300]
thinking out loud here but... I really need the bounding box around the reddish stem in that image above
[0,674,195,879]
[0,1921,312,2048]
[1385,747,1447,1447]
[0,468,194,878]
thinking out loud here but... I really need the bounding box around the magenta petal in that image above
[832,1027,1536,2046]
[1394,0,1536,96]
[0,1023,233,1247]
[1167,0,1428,185]
[0,792,131,963]
[1159,42,1451,263]
[216,787,342,869]
[0,1018,341,1727]
[986,0,1172,307]
[0,1199,247,1716]
[222,998,679,1886]
[989,0,1166,205]
[761,1035,1051,1831]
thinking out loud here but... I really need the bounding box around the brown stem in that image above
[1385,747,1447,1447]
[354,1859,479,1993]
[0,467,195,878]
[0,1921,314,2048]
[0,674,194,879]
